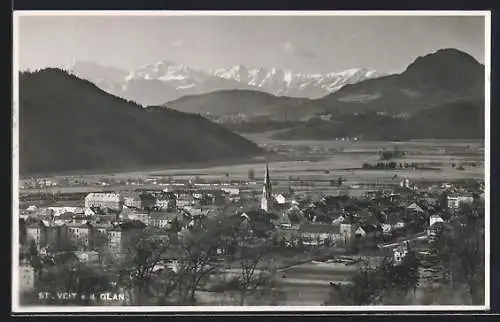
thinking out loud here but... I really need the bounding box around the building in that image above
[40,220,65,248]
[120,207,150,225]
[406,203,425,214]
[149,212,180,229]
[19,262,35,293]
[355,224,381,238]
[123,194,142,209]
[26,222,43,247]
[429,214,444,227]
[447,193,474,210]
[72,251,100,264]
[107,221,146,255]
[221,187,240,196]
[155,198,176,211]
[298,224,341,246]
[89,222,113,249]
[393,241,410,265]
[339,220,356,244]
[274,194,287,205]
[47,207,85,216]
[64,223,91,250]
[85,193,123,211]
[260,163,273,212]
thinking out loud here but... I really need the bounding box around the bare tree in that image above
[119,233,173,305]
[171,220,228,305]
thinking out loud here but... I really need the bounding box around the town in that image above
[18,162,485,306]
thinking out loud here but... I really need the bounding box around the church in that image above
[260,163,273,212]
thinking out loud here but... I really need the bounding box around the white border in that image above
[11,10,491,314]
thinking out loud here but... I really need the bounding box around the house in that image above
[155,199,176,211]
[149,212,180,229]
[40,220,65,248]
[385,211,406,230]
[58,212,90,225]
[107,221,146,255]
[72,250,100,264]
[274,194,287,205]
[64,223,91,250]
[276,213,292,228]
[120,207,150,225]
[89,222,113,249]
[298,223,341,246]
[446,193,474,210]
[275,226,299,246]
[339,217,357,244]
[123,193,143,209]
[84,207,97,217]
[47,207,85,216]
[393,241,410,265]
[406,203,425,214]
[26,222,43,247]
[429,214,444,227]
[355,224,381,238]
[221,187,240,196]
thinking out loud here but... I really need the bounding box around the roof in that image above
[406,203,425,213]
[298,224,340,234]
[149,212,180,220]
[358,224,381,233]
[365,214,382,226]
[59,212,77,219]
[90,222,113,229]
[40,220,64,227]
[65,222,90,228]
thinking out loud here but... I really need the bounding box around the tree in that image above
[119,233,174,305]
[325,250,420,306]
[170,219,229,305]
[228,222,277,305]
[430,202,485,305]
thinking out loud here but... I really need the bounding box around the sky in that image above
[16,13,486,74]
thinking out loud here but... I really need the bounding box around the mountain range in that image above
[19,68,262,175]
[161,48,485,140]
[307,48,485,116]
[68,60,385,105]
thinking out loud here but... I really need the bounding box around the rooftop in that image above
[298,223,341,234]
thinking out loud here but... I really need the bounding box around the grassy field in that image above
[20,138,484,200]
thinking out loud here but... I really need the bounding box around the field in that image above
[20,138,485,200]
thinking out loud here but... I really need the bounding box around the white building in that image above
[447,194,474,210]
[429,214,444,227]
[85,193,123,211]
[48,207,85,216]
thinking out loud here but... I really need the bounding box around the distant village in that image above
[18,163,485,303]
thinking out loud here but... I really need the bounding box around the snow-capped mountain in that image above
[68,60,386,106]
[213,65,386,98]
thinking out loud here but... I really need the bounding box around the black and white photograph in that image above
[12,11,490,312]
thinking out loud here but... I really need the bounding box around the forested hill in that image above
[19,68,262,174]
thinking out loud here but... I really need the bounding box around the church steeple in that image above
[261,162,272,211]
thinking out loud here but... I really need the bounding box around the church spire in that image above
[260,162,272,211]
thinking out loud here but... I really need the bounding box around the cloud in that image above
[281,41,318,59]
[171,40,184,48]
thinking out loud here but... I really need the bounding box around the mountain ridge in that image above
[19,68,262,175]
[66,60,386,105]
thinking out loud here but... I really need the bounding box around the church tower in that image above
[260,163,272,212]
